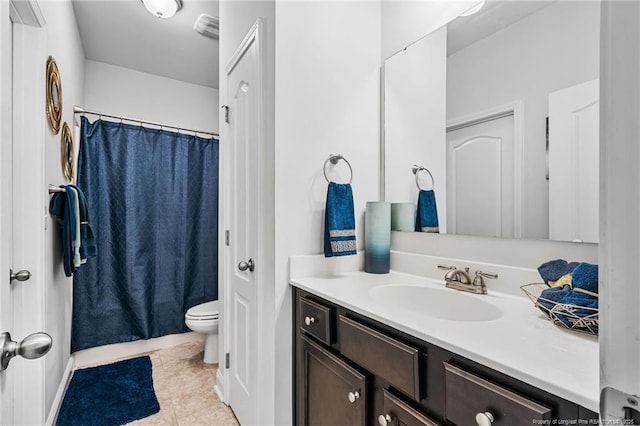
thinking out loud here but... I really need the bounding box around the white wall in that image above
[274,2,381,424]
[384,25,447,233]
[39,0,85,419]
[447,1,600,238]
[84,60,219,134]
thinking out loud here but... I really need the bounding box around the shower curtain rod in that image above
[73,106,219,138]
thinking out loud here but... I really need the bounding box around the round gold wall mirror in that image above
[46,56,62,135]
[60,122,74,182]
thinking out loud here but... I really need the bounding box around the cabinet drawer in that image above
[338,315,421,400]
[444,362,551,426]
[299,297,333,345]
[300,335,368,426]
[378,389,441,426]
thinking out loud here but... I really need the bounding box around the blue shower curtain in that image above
[72,117,218,352]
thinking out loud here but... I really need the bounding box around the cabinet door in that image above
[378,389,441,426]
[299,335,368,426]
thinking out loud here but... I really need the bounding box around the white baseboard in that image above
[45,355,75,426]
[74,332,205,368]
[214,369,226,404]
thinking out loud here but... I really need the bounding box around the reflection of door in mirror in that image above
[446,114,515,238]
[549,79,599,243]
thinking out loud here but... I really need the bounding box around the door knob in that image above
[347,391,360,403]
[238,259,255,272]
[9,269,31,282]
[475,411,495,426]
[0,332,53,371]
[378,414,394,425]
[304,316,316,326]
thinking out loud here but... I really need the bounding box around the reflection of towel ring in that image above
[323,154,353,184]
[412,165,434,190]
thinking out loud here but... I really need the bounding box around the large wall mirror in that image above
[383,1,600,243]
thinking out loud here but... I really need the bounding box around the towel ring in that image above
[412,165,434,190]
[323,154,353,184]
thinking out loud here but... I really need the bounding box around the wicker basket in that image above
[520,283,598,335]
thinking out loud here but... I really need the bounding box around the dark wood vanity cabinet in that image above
[294,288,599,426]
[299,335,368,426]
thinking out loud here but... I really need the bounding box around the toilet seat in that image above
[185,300,220,321]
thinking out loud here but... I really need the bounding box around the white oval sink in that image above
[368,284,503,322]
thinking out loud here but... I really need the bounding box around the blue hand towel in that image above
[571,262,598,294]
[415,190,439,233]
[537,259,577,285]
[537,284,572,315]
[70,185,97,260]
[324,183,357,257]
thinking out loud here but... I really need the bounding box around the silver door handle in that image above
[0,332,52,371]
[238,259,255,272]
[9,269,31,282]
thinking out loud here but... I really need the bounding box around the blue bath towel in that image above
[537,285,572,315]
[571,262,598,294]
[537,259,578,285]
[552,291,599,332]
[324,183,357,257]
[49,189,78,277]
[415,190,439,233]
[70,185,97,261]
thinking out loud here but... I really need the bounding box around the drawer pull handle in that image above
[347,391,360,403]
[378,414,394,425]
[475,411,495,426]
[304,316,317,326]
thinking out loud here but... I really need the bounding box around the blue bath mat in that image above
[56,356,160,426]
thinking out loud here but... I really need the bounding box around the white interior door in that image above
[548,79,599,243]
[446,114,515,237]
[226,24,260,426]
[0,4,16,424]
[1,3,49,424]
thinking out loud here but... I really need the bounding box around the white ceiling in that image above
[72,0,219,89]
[447,1,556,56]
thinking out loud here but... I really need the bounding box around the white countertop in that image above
[290,270,599,412]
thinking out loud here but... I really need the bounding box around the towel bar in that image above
[323,154,353,184]
[412,165,434,191]
[48,185,66,194]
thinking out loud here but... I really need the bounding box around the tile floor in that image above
[127,341,239,425]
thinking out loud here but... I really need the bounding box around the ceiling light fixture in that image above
[141,0,183,19]
[459,1,485,17]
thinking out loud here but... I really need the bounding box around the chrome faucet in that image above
[437,265,498,295]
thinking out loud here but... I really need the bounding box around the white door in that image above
[548,79,599,243]
[0,3,16,424]
[226,23,261,426]
[1,3,50,424]
[446,114,515,237]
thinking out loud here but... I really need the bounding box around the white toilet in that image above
[185,300,220,364]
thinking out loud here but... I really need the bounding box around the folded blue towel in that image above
[70,185,97,260]
[414,190,439,233]
[571,262,598,294]
[537,285,572,315]
[324,183,357,257]
[537,259,577,285]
